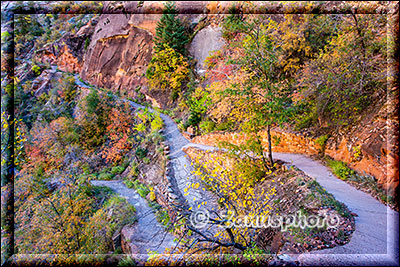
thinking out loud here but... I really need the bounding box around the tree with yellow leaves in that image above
[216,14,296,166]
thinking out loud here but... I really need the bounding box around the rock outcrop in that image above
[189,25,225,73]
[36,17,98,73]
[79,2,231,104]
[80,13,157,98]
[31,68,61,97]
[120,225,140,254]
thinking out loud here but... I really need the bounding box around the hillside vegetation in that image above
[1,1,398,266]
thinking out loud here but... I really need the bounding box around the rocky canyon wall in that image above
[80,13,155,96]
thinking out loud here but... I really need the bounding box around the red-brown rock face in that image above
[35,18,98,73]
[80,13,157,97]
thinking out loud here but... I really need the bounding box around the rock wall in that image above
[79,3,229,104]
[191,129,321,155]
[80,13,156,95]
[35,17,98,73]
[79,2,215,100]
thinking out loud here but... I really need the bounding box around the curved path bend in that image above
[76,76,398,265]
[183,143,399,266]
[90,180,176,260]
[272,153,399,266]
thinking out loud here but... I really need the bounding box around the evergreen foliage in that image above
[153,1,189,55]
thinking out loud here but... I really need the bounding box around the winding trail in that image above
[183,142,399,266]
[271,153,399,266]
[90,180,176,260]
[76,76,398,265]
[76,76,177,259]
[127,101,220,212]
[77,75,219,259]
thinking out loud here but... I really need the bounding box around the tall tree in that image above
[153,1,188,55]
[296,13,387,131]
[221,14,295,166]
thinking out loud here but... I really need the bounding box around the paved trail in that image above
[80,75,219,259]
[272,153,399,266]
[183,142,399,266]
[128,101,220,212]
[77,76,398,265]
[90,180,176,260]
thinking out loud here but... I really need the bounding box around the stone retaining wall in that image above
[190,127,398,196]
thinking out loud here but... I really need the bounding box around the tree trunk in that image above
[267,124,274,166]
[256,133,270,172]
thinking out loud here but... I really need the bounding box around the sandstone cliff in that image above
[35,17,98,73]
[79,2,217,103]
[81,14,154,95]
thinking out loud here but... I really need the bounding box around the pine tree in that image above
[153,1,188,55]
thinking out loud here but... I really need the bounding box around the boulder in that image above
[189,24,225,73]
[33,69,62,97]
[120,224,140,254]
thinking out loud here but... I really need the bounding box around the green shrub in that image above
[81,163,91,175]
[157,209,170,227]
[135,147,148,159]
[148,131,164,144]
[129,162,139,178]
[118,256,137,267]
[184,111,201,130]
[98,172,115,180]
[216,121,232,131]
[133,180,150,198]
[88,185,113,197]
[294,112,316,131]
[122,159,130,169]
[316,134,329,149]
[199,119,216,135]
[83,195,136,253]
[326,159,355,181]
[31,64,41,76]
[84,37,90,50]
[142,157,150,164]
[124,180,135,189]
[111,166,126,175]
